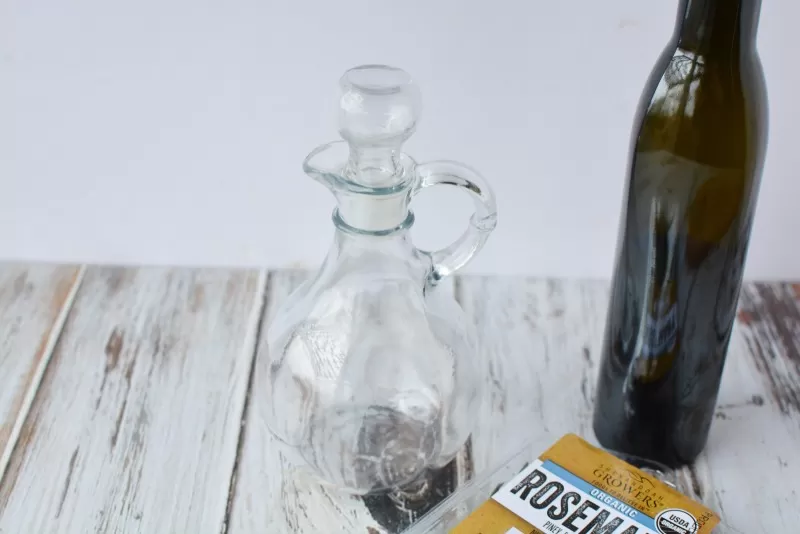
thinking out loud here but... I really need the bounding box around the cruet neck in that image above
[333,193,415,236]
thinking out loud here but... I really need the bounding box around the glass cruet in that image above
[256,64,498,494]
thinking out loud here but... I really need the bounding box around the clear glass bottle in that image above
[256,65,498,494]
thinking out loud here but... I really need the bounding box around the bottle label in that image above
[450,434,720,534]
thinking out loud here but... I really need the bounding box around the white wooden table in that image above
[0,264,797,532]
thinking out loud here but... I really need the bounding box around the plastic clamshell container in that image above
[400,433,743,534]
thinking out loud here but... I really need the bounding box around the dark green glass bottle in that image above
[592,0,768,467]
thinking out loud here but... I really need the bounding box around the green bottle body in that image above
[592,0,768,467]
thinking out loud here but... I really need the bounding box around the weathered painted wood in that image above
[0,266,797,533]
[0,267,265,534]
[457,276,611,474]
[684,282,800,532]
[227,270,471,534]
[0,264,83,480]
[461,277,800,533]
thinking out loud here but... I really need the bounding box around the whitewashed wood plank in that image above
[683,282,800,532]
[460,276,800,533]
[457,276,611,473]
[0,264,83,478]
[0,267,264,534]
[228,270,469,534]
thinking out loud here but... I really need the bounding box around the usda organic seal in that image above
[655,508,699,534]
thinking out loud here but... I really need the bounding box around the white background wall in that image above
[1,0,796,279]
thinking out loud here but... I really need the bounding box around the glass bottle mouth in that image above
[303,140,417,195]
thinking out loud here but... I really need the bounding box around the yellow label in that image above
[451,434,719,534]
[449,500,539,534]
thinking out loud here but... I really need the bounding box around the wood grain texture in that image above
[0,267,797,533]
[227,270,472,534]
[683,282,800,532]
[457,276,611,473]
[0,267,265,534]
[0,264,82,479]
[460,277,800,533]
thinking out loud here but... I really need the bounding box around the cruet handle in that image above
[413,161,498,284]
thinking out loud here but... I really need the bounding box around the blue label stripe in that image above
[541,460,658,532]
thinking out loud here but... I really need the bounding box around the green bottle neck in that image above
[675,0,762,57]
